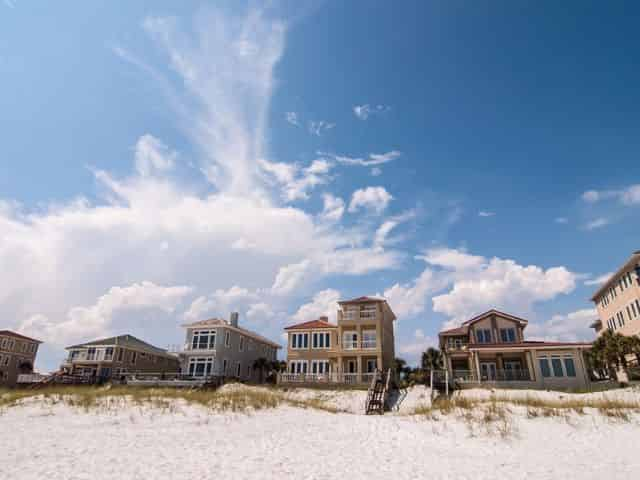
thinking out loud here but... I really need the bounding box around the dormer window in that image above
[500,328,516,343]
[476,329,492,343]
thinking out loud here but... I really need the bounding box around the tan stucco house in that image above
[0,330,42,387]
[590,250,640,339]
[440,310,592,390]
[280,296,396,384]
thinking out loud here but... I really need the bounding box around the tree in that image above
[421,347,443,372]
[252,357,269,383]
[394,357,407,376]
[591,331,634,377]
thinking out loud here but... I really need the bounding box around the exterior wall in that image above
[0,335,39,387]
[182,326,278,381]
[66,346,180,380]
[285,329,336,372]
[530,348,591,391]
[380,303,396,372]
[593,266,640,338]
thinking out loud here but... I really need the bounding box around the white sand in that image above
[2,386,640,479]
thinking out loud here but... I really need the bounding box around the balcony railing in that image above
[446,343,468,352]
[342,340,377,350]
[278,373,376,385]
[341,312,378,321]
[453,369,532,383]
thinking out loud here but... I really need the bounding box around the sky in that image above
[1,1,639,370]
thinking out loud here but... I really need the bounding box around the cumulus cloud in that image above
[290,288,341,323]
[134,134,177,177]
[320,193,345,222]
[184,286,259,322]
[398,329,437,360]
[348,186,393,214]
[353,104,390,120]
[527,308,598,342]
[259,158,332,201]
[20,282,192,346]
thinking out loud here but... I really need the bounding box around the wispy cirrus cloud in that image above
[582,184,640,206]
[322,150,401,167]
[353,104,390,120]
[308,120,335,136]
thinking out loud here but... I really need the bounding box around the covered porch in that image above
[450,348,537,386]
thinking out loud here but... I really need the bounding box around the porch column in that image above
[377,354,383,373]
[357,356,363,383]
[524,350,536,382]
[474,351,481,381]
[496,354,504,371]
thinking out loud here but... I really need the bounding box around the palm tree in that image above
[591,331,633,377]
[394,357,407,376]
[421,347,443,372]
[252,357,269,383]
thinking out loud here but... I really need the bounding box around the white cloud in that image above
[259,158,333,202]
[398,329,437,359]
[555,217,568,224]
[478,211,495,217]
[184,286,259,322]
[582,184,640,206]
[285,111,299,126]
[20,282,192,346]
[353,104,390,120]
[348,187,393,214]
[382,248,578,326]
[320,193,345,222]
[373,210,415,250]
[585,217,610,230]
[325,150,401,167]
[527,308,597,342]
[134,134,176,177]
[290,289,341,323]
[584,272,613,286]
[270,260,313,295]
[370,167,382,177]
[308,120,335,136]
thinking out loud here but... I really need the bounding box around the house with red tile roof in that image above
[280,296,396,384]
[439,310,593,390]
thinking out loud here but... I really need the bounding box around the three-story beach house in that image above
[280,296,397,384]
[0,330,42,387]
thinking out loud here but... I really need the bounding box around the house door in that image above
[480,362,497,381]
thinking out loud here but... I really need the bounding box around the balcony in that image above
[445,343,469,353]
[340,311,378,322]
[341,340,378,350]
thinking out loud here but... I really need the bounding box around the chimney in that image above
[230,312,239,328]
[319,316,328,321]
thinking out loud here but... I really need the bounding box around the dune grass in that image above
[0,384,343,414]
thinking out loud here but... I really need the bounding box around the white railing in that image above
[342,313,378,321]
[278,373,377,385]
[17,373,48,384]
[342,341,377,350]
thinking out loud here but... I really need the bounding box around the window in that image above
[224,331,231,348]
[0,355,9,367]
[247,364,251,378]
[312,332,331,349]
[290,333,309,349]
[236,362,241,377]
[104,347,114,361]
[342,331,358,349]
[249,339,255,351]
[360,305,377,319]
[563,358,576,377]
[476,329,492,343]
[551,358,564,377]
[130,351,137,365]
[617,311,625,328]
[192,330,216,350]
[627,306,633,321]
[117,348,124,362]
[223,359,228,374]
[239,336,245,352]
[69,350,80,361]
[499,328,516,343]
[0,337,7,349]
[310,360,330,374]
[188,357,214,377]
[632,302,638,318]
[289,360,308,374]
[362,330,377,348]
[539,358,551,378]
[87,348,96,361]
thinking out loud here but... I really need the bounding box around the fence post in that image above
[445,370,449,396]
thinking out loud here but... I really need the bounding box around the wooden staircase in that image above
[365,369,391,415]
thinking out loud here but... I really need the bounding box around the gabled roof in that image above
[284,319,338,330]
[590,251,640,301]
[182,319,281,349]
[66,334,172,357]
[462,309,529,327]
[338,296,386,305]
[439,326,469,336]
[0,330,42,344]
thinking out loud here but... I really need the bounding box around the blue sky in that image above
[1,1,639,370]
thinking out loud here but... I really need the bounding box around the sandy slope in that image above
[2,388,640,480]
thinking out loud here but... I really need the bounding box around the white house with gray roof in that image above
[177,312,280,381]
